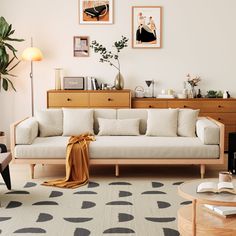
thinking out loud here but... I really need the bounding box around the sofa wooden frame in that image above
[10,117,225,179]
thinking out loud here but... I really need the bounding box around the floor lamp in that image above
[22,39,43,116]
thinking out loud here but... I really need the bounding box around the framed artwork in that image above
[79,0,114,24]
[73,36,89,57]
[132,6,162,48]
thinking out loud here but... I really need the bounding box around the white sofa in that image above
[10,108,224,179]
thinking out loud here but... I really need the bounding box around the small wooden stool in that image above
[0,144,12,190]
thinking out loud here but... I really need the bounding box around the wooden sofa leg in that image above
[200,164,205,179]
[30,164,36,179]
[115,164,119,177]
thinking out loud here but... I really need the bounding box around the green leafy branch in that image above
[90,35,128,72]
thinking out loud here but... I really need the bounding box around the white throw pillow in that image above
[178,109,199,137]
[98,118,140,136]
[63,109,94,136]
[146,109,178,136]
[36,109,63,137]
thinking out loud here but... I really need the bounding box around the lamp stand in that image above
[30,60,34,116]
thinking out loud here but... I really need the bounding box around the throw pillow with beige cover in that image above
[146,109,178,136]
[177,109,199,137]
[36,109,63,137]
[63,109,94,136]
[98,118,140,136]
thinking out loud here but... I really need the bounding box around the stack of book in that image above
[84,77,100,90]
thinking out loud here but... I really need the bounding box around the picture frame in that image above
[132,6,162,49]
[73,36,89,57]
[79,0,114,25]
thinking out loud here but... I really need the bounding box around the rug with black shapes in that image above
[0,178,192,235]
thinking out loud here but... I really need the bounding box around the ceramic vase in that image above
[54,68,63,90]
[114,72,124,90]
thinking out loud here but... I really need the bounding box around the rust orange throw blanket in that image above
[42,133,95,189]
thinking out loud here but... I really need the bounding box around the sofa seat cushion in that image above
[15,136,219,159]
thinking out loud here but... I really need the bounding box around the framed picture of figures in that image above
[79,0,114,24]
[132,6,162,48]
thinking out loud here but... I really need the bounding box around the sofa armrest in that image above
[12,118,38,145]
[196,117,222,145]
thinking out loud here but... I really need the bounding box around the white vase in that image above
[114,72,124,90]
[54,68,63,90]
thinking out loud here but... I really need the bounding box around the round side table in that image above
[178,178,236,236]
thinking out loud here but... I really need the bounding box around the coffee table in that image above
[178,179,236,236]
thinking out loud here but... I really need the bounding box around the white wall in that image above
[1,0,236,146]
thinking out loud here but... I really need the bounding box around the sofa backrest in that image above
[32,108,200,137]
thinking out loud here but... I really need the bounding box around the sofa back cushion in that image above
[117,109,148,134]
[94,109,116,134]
[178,109,199,137]
[36,109,63,137]
[98,118,140,136]
[62,108,94,136]
[146,109,178,136]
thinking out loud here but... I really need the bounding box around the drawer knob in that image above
[184,105,187,108]
[67,98,71,101]
[149,105,152,108]
[218,105,222,108]
[218,118,221,121]
[108,98,112,101]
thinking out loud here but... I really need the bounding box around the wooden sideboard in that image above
[132,98,236,151]
[47,89,131,108]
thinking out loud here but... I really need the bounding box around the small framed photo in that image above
[132,6,162,48]
[73,36,89,57]
[79,0,114,24]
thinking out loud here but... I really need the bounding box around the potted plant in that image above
[0,16,24,91]
[90,35,128,90]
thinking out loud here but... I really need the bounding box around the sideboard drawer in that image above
[168,100,236,112]
[132,100,168,108]
[201,113,236,125]
[48,92,89,107]
[90,92,130,107]
[168,101,203,110]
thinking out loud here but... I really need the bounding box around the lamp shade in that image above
[22,47,43,61]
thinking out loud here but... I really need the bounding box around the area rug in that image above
[0,178,193,235]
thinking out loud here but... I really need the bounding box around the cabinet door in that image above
[90,92,130,108]
[48,92,89,107]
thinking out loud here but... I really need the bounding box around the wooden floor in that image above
[8,154,228,181]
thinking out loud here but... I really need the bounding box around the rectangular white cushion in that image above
[14,136,219,159]
[94,109,117,135]
[117,109,148,134]
[36,109,63,137]
[98,118,140,136]
[16,118,38,145]
[196,118,220,145]
[62,108,94,136]
[178,109,199,137]
[146,109,178,136]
